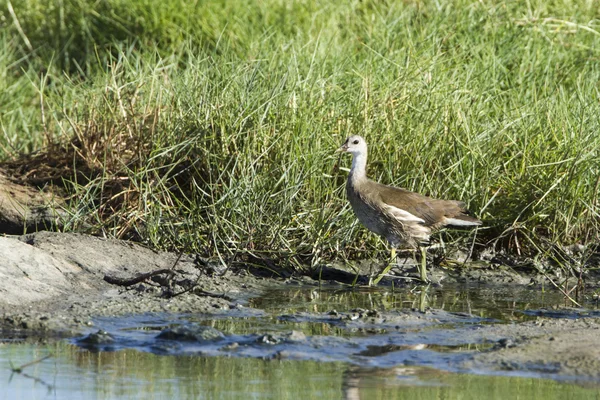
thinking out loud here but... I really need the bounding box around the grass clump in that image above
[1,0,599,269]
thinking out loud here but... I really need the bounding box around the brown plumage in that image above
[337,135,481,283]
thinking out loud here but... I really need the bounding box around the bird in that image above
[336,135,481,284]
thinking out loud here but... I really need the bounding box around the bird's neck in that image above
[349,151,367,185]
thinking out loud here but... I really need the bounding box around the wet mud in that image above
[1,231,600,384]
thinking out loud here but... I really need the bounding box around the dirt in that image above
[0,231,271,336]
[464,318,600,380]
[1,231,600,382]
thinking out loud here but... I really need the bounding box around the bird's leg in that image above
[418,286,427,313]
[372,247,397,285]
[417,246,429,283]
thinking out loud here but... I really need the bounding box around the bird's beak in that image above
[336,143,348,153]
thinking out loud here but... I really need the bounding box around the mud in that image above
[0,231,270,336]
[464,317,600,380]
[1,231,600,383]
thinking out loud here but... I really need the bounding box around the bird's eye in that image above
[353,140,359,145]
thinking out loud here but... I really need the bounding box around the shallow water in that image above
[2,284,599,398]
[248,283,572,320]
[2,343,600,400]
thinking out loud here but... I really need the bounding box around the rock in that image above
[220,342,239,351]
[77,330,116,351]
[257,333,279,345]
[78,330,115,345]
[156,325,225,342]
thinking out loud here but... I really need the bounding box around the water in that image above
[247,283,569,320]
[1,284,599,399]
[3,342,600,400]
[2,343,600,399]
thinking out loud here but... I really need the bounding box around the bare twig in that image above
[10,354,52,373]
[9,354,55,393]
[104,268,176,286]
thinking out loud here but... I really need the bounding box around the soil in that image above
[0,231,270,336]
[1,231,600,382]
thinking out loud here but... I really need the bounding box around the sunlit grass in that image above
[1,0,599,268]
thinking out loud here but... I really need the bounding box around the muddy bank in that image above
[1,231,600,383]
[0,230,552,334]
[0,231,270,335]
[464,317,600,380]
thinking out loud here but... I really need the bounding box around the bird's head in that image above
[336,135,367,156]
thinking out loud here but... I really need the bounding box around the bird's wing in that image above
[371,181,472,227]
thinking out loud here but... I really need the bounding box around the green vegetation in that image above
[1,0,599,269]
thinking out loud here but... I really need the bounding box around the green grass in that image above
[1,0,599,268]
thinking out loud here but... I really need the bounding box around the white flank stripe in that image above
[384,205,426,224]
[444,217,481,226]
